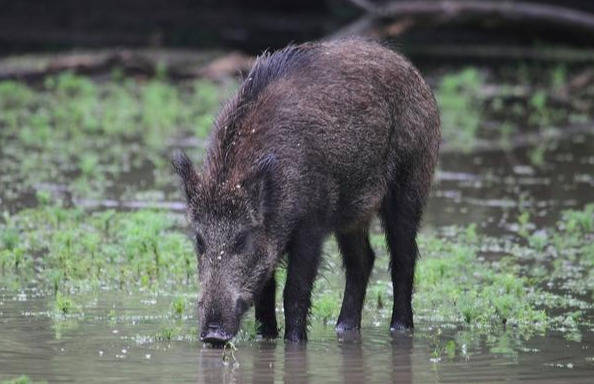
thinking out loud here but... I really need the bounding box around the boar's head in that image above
[172,151,277,345]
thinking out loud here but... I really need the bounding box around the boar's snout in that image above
[200,322,232,345]
[199,295,251,346]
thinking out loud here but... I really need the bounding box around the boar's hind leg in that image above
[283,224,324,342]
[381,181,424,331]
[335,229,375,333]
[255,275,278,338]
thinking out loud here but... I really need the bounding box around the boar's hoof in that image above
[257,327,279,340]
[335,330,361,344]
[390,320,413,334]
[284,330,307,343]
[335,321,360,334]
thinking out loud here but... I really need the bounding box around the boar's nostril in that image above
[201,324,232,346]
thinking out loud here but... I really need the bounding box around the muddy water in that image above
[428,130,594,235]
[1,131,593,383]
[1,294,591,383]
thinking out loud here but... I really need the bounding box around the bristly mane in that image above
[239,43,316,108]
[204,42,318,183]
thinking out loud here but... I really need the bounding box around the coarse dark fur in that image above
[173,38,440,344]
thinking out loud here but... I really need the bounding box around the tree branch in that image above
[346,0,594,33]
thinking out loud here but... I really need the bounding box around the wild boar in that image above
[172,38,440,344]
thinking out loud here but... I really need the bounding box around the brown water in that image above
[1,130,593,383]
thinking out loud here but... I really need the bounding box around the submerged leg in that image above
[335,228,375,333]
[255,275,278,338]
[283,224,324,342]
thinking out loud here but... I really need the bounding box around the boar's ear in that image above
[244,154,277,223]
[171,150,200,203]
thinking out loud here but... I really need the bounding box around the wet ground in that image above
[0,66,592,383]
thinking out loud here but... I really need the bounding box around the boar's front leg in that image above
[335,228,375,333]
[283,224,323,342]
[255,275,278,339]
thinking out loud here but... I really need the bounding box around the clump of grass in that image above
[53,292,78,315]
[528,230,548,251]
[415,228,549,333]
[0,206,196,293]
[156,326,181,342]
[1,375,46,384]
[562,203,594,233]
[312,291,340,326]
[171,296,187,317]
[0,222,26,276]
[234,316,259,343]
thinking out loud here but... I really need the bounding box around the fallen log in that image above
[340,0,594,38]
[0,49,252,81]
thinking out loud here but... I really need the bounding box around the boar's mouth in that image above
[200,323,234,346]
[199,297,250,346]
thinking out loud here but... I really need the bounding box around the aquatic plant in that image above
[171,296,187,317]
[53,292,78,315]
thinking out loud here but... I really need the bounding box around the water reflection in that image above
[338,333,367,384]
[391,333,413,384]
[284,343,309,384]
[197,347,241,384]
[252,342,276,384]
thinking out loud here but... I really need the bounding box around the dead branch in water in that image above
[0,49,253,81]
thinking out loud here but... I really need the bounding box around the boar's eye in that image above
[232,230,252,254]
[195,233,206,254]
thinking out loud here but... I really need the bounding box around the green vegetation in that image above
[156,325,183,342]
[437,68,483,149]
[1,203,591,347]
[53,292,78,315]
[171,295,187,317]
[436,64,591,150]
[0,68,591,370]
[414,229,548,333]
[0,206,196,294]
[1,376,46,384]
[0,73,226,202]
[0,66,588,207]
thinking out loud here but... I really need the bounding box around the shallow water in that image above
[428,130,594,235]
[1,127,592,382]
[0,293,592,383]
